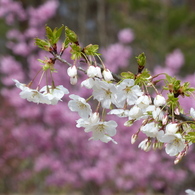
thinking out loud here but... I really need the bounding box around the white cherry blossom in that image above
[21,87,51,104]
[185,189,195,195]
[135,95,151,108]
[13,79,26,90]
[89,134,117,144]
[81,78,96,89]
[68,94,92,118]
[13,79,52,104]
[128,105,144,120]
[165,122,179,134]
[103,68,113,81]
[70,76,77,85]
[41,85,69,105]
[84,120,117,140]
[138,139,151,152]
[76,112,100,128]
[190,108,195,120]
[152,106,164,121]
[67,65,77,77]
[140,122,159,138]
[154,94,166,107]
[116,79,143,107]
[92,80,118,109]
[87,65,102,78]
[108,109,129,118]
[157,130,185,156]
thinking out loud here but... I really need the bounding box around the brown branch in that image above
[175,113,194,122]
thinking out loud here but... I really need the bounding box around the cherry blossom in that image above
[102,68,113,81]
[40,85,69,105]
[185,189,195,195]
[116,79,143,107]
[92,80,118,109]
[153,94,166,107]
[140,122,159,138]
[157,131,185,156]
[68,94,92,118]
[84,120,117,141]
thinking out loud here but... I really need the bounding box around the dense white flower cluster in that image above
[67,74,191,159]
[13,26,195,164]
[13,62,195,161]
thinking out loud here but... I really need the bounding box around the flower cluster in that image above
[13,79,69,105]
[1,3,195,192]
[11,25,195,165]
[1,0,194,191]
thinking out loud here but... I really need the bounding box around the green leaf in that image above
[63,38,70,49]
[166,93,179,109]
[65,26,78,44]
[84,44,100,55]
[136,52,146,66]
[70,44,82,60]
[34,38,51,51]
[121,72,135,79]
[180,82,195,97]
[45,26,53,42]
[185,132,195,143]
[55,25,64,39]
[164,74,195,97]
[53,25,64,44]
[45,25,64,45]
[135,69,151,85]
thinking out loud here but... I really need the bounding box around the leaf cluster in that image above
[164,74,195,98]
[35,25,100,60]
[35,25,64,52]
[185,132,195,143]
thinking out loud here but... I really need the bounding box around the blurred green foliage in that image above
[0,19,10,54]
[105,0,195,75]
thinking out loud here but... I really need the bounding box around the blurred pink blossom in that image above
[118,28,135,44]
[102,43,132,72]
[165,49,184,71]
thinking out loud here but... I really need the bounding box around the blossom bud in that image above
[87,65,102,78]
[138,138,151,152]
[70,76,77,85]
[165,122,179,134]
[67,65,77,77]
[103,68,113,81]
[87,65,96,77]
[131,133,138,144]
[95,66,102,78]
[152,141,158,150]
[174,152,184,164]
[154,94,166,107]
[136,52,146,67]
[174,107,180,115]
[124,120,133,127]
[190,108,195,119]
[162,114,168,125]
